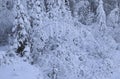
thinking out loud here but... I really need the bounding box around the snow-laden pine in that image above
[12,0,31,57]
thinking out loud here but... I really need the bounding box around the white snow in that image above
[0,57,43,79]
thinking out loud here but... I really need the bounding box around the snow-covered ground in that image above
[0,45,42,79]
[0,53,43,79]
[0,45,9,51]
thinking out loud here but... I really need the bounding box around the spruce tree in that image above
[107,3,119,28]
[12,0,31,57]
[96,0,107,34]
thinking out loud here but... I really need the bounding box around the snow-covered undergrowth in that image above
[32,21,120,79]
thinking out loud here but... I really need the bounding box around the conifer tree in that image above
[12,0,31,57]
[96,0,107,33]
[107,3,119,28]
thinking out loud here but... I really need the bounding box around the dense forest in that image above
[0,0,120,79]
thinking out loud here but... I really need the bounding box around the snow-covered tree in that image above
[71,0,94,25]
[30,0,47,58]
[107,3,120,43]
[96,0,107,33]
[107,3,119,28]
[12,0,31,57]
[85,6,95,25]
